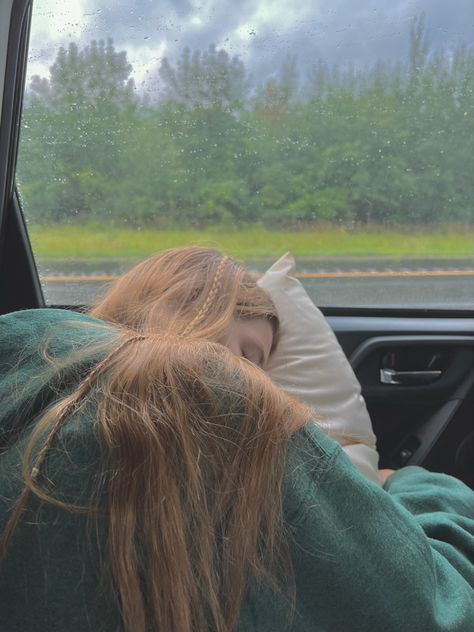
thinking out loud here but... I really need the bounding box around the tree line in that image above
[17,17,473,229]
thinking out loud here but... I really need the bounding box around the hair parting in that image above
[181,255,230,336]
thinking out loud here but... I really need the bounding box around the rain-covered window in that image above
[16,0,474,308]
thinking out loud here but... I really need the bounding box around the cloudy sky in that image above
[27,0,473,90]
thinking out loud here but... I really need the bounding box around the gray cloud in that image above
[31,0,473,88]
[243,0,473,82]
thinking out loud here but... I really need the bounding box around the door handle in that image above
[380,368,442,386]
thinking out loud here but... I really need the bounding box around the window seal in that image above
[0,0,31,229]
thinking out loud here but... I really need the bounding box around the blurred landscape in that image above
[17,16,473,245]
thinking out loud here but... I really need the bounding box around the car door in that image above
[1,0,473,488]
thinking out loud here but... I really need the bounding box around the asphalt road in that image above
[38,257,474,309]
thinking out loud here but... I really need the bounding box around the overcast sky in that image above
[27,0,473,90]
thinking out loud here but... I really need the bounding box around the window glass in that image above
[17,0,474,308]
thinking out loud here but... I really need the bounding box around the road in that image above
[37,257,474,309]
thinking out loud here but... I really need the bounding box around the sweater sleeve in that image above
[278,423,474,632]
[0,308,115,444]
[0,310,121,632]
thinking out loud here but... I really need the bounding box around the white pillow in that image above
[258,252,381,485]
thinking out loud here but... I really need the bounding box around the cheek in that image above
[219,330,242,358]
[226,341,243,357]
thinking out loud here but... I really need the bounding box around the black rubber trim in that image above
[0,192,44,313]
[0,0,31,227]
[321,306,474,319]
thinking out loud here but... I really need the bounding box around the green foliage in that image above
[17,19,474,230]
[159,44,251,111]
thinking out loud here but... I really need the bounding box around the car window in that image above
[16,0,474,309]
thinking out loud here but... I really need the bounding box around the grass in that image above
[28,224,473,259]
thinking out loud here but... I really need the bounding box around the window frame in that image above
[0,0,44,313]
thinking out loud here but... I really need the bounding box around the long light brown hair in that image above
[0,247,312,632]
[90,246,280,344]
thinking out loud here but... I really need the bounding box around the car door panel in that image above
[327,316,474,488]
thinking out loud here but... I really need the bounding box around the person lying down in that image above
[0,246,472,632]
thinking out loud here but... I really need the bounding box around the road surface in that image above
[37,257,474,309]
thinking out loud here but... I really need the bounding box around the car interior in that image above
[1,0,473,490]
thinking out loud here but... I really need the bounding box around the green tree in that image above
[18,39,137,222]
[159,45,251,112]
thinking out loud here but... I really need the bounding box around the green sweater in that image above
[0,309,473,632]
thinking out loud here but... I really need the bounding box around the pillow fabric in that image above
[258,252,381,485]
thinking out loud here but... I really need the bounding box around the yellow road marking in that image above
[297,270,474,278]
[41,270,474,282]
[42,275,119,281]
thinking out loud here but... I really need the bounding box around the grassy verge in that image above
[29,224,473,259]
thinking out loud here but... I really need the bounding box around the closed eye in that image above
[242,346,264,368]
